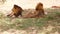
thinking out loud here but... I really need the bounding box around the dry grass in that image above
[0,8,60,34]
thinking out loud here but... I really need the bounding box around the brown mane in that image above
[35,2,45,15]
[7,4,23,17]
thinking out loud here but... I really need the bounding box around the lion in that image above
[23,3,45,18]
[7,5,23,17]
[23,9,44,18]
[35,2,45,15]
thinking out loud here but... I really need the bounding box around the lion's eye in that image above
[41,4,43,6]
[14,7,16,9]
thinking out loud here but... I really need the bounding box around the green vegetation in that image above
[0,8,60,32]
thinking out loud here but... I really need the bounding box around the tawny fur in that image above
[35,2,45,15]
[7,5,23,17]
